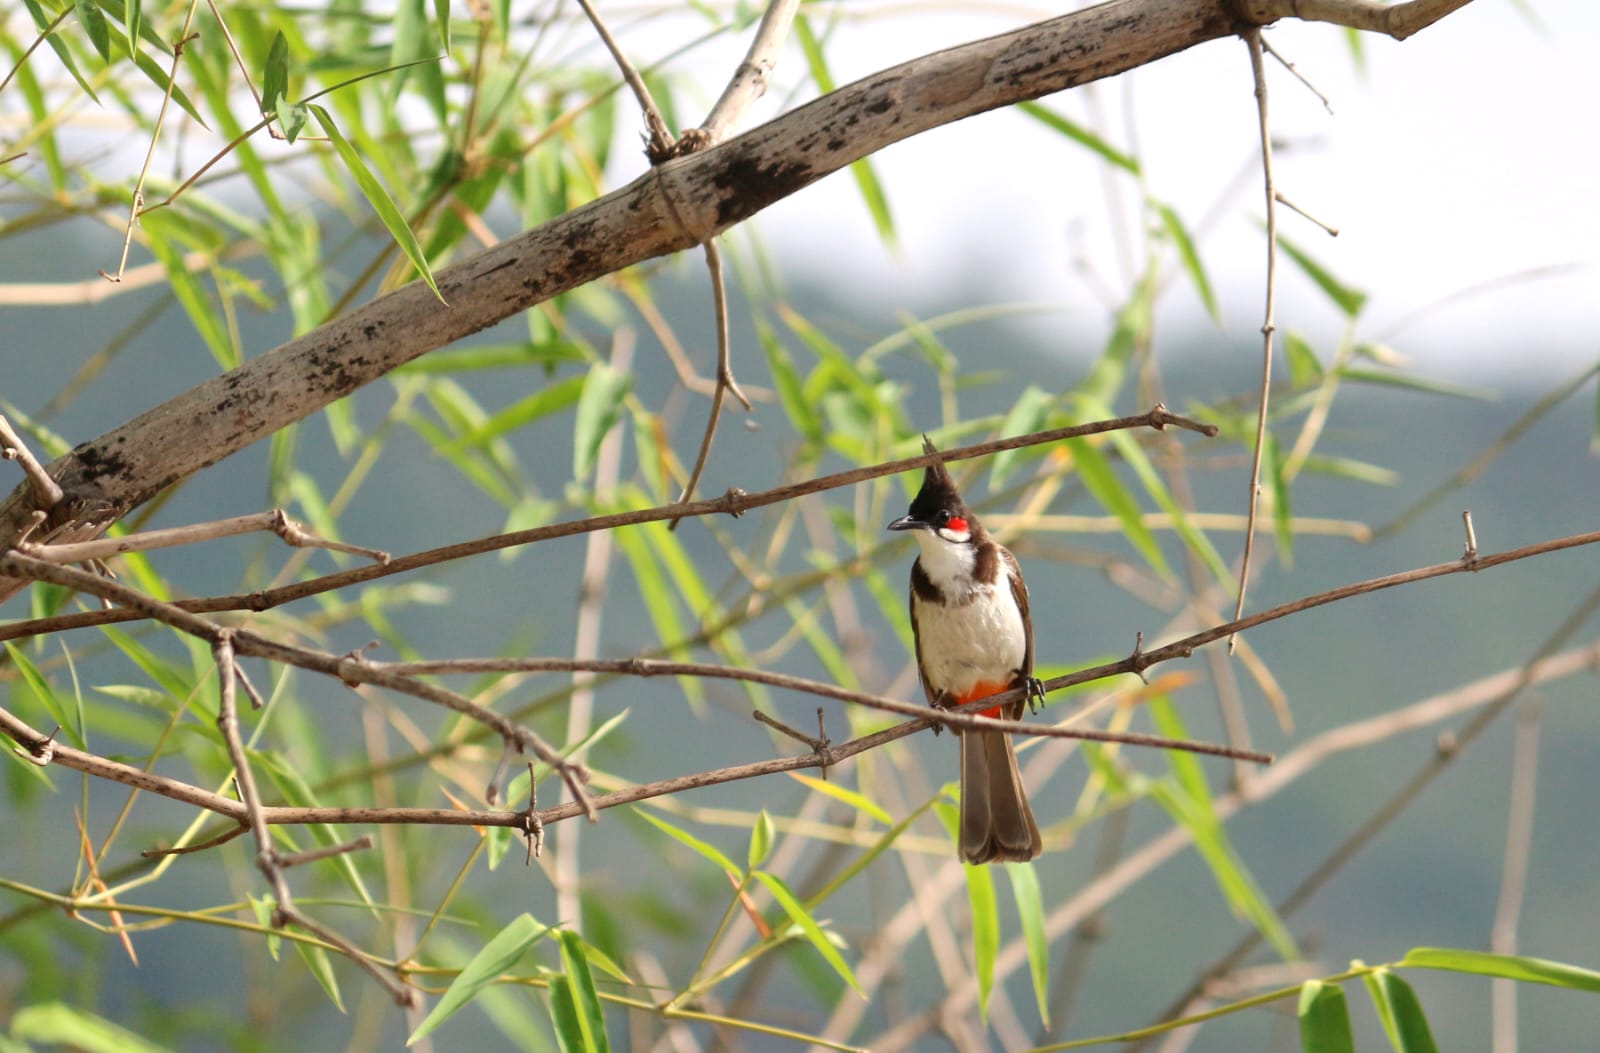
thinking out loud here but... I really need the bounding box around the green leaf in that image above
[435,0,452,52]
[1017,101,1141,174]
[1279,235,1367,318]
[1265,432,1294,566]
[74,0,111,63]
[1400,947,1600,993]
[23,0,100,106]
[637,810,740,876]
[990,385,1054,486]
[10,1002,173,1053]
[1369,971,1439,1053]
[292,937,346,1013]
[751,871,861,994]
[1285,331,1323,386]
[1005,862,1050,1028]
[262,31,290,113]
[795,16,895,248]
[760,322,821,443]
[306,104,442,302]
[1299,454,1399,487]
[963,858,999,1019]
[443,374,585,454]
[1155,201,1219,323]
[409,914,549,1043]
[1066,436,1170,577]
[748,810,775,869]
[1297,980,1355,1053]
[1336,368,1494,401]
[6,642,83,749]
[787,773,892,825]
[1149,697,1296,960]
[572,364,631,482]
[124,0,142,57]
[554,930,610,1053]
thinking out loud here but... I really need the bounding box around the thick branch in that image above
[0,0,1238,602]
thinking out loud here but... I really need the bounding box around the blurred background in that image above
[3,1,1598,1050]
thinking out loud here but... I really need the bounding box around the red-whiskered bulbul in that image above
[888,438,1043,864]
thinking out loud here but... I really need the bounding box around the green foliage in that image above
[2,3,1596,1053]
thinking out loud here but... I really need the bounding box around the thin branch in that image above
[1231,26,1279,648]
[698,0,804,144]
[1491,695,1542,1053]
[1258,36,1332,113]
[573,0,675,160]
[0,415,64,510]
[0,553,586,795]
[671,239,748,527]
[18,509,390,565]
[1240,0,1477,40]
[0,408,1213,641]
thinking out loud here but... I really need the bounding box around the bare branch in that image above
[0,408,1212,639]
[1236,0,1477,40]
[698,0,804,144]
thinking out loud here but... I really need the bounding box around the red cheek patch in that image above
[947,516,968,534]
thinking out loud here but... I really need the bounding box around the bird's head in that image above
[887,437,980,549]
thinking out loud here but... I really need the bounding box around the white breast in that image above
[911,536,1027,699]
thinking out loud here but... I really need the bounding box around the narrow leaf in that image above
[307,104,442,302]
[572,364,631,482]
[1005,862,1050,1028]
[1155,201,1219,323]
[787,773,892,825]
[262,32,289,113]
[748,810,775,869]
[1400,947,1600,993]
[557,930,611,1053]
[292,938,346,1013]
[1017,101,1141,174]
[637,810,740,876]
[751,871,861,994]
[74,0,111,63]
[1279,235,1367,318]
[963,860,999,1019]
[409,914,549,1043]
[1297,980,1355,1053]
[990,385,1054,486]
[1372,971,1439,1053]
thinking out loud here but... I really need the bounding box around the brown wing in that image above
[908,558,946,711]
[999,543,1033,720]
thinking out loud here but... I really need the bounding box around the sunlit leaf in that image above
[1017,101,1140,174]
[638,810,740,876]
[1368,970,1439,1053]
[1155,201,1219,323]
[572,364,631,482]
[963,857,999,1019]
[1279,235,1367,318]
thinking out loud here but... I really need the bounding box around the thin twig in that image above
[1491,695,1542,1053]
[671,239,747,528]
[18,509,390,565]
[1259,36,1332,113]
[1231,27,1279,650]
[573,0,675,160]
[0,408,1214,642]
[697,0,804,144]
[0,415,64,510]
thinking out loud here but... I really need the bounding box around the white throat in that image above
[912,529,978,591]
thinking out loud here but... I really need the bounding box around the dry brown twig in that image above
[0,408,1212,643]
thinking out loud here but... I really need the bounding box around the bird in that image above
[888,437,1043,864]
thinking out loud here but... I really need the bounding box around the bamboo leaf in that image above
[307,104,442,302]
[1017,101,1140,174]
[572,364,631,482]
[751,871,861,994]
[555,930,610,1053]
[638,810,740,876]
[1297,980,1355,1053]
[1155,201,1220,323]
[1279,235,1367,318]
[1005,862,1050,1028]
[1370,970,1439,1053]
[409,914,549,1044]
[963,858,999,1019]
[1400,947,1600,993]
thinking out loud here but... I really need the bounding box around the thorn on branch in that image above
[17,723,61,766]
[1462,510,1480,567]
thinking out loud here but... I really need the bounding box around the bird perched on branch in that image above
[889,437,1043,864]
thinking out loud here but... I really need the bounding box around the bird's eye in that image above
[935,510,951,526]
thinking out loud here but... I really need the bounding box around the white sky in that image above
[638,1,1598,373]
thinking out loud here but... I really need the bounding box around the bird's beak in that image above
[887,514,925,532]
